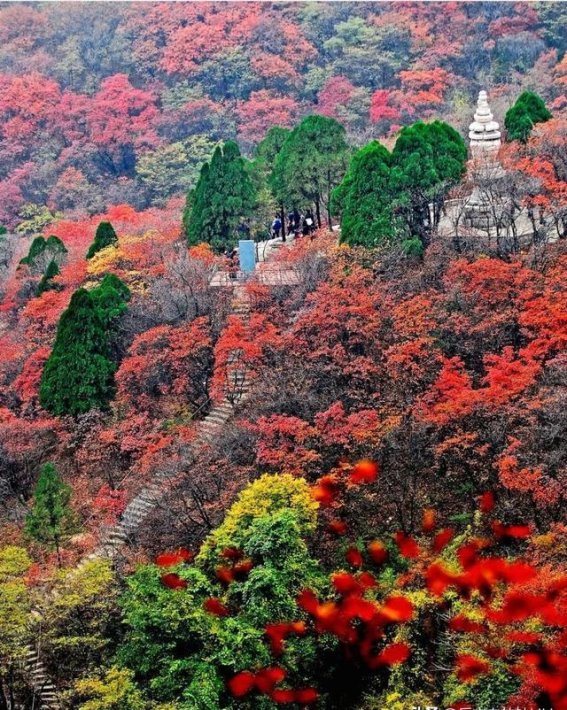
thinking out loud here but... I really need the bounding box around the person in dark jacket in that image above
[271,215,282,240]
[288,208,300,236]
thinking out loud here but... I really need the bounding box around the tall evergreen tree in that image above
[332,141,397,247]
[25,463,75,564]
[255,126,291,168]
[184,141,256,253]
[91,273,131,327]
[255,126,291,238]
[86,221,118,260]
[505,91,552,143]
[36,259,60,296]
[391,120,467,246]
[333,121,466,250]
[272,115,350,227]
[20,234,67,274]
[40,288,118,416]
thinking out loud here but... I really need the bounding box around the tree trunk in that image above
[280,203,286,242]
[315,200,322,228]
[0,677,9,710]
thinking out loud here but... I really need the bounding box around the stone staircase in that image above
[24,644,60,709]
[24,285,254,709]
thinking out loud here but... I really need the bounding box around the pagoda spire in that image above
[464,89,507,230]
[468,90,501,158]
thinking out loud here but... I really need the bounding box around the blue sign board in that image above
[239,240,256,273]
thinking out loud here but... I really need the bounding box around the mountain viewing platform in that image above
[209,235,302,286]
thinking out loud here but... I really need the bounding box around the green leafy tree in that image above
[111,475,323,709]
[332,141,397,247]
[39,287,119,415]
[87,222,118,260]
[504,91,552,143]
[91,273,131,328]
[15,204,61,237]
[39,560,121,698]
[255,127,291,170]
[76,668,146,710]
[323,18,410,89]
[0,546,33,709]
[136,142,192,205]
[391,120,467,246]
[333,121,465,250]
[136,138,215,206]
[184,141,256,253]
[272,114,350,227]
[25,463,75,563]
[195,48,256,102]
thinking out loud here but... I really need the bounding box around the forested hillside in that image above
[1,2,567,710]
[0,2,566,227]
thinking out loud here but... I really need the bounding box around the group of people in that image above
[271,209,316,240]
[225,209,318,277]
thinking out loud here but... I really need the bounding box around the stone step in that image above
[105,530,129,544]
[127,493,156,508]
[126,497,154,512]
[206,408,230,418]
[205,413,229,425]
[97,544,119,558]
[201,416,223,426]
[134,488,160,504]
[198,427,221,439]
[123,505,153,521]
[120,510,149,526]
[123,505,152,520]
[122,512,150,529]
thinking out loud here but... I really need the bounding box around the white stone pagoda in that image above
[465,90,507,229]
[468,89,502,159]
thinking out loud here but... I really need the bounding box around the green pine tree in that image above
[86,221,118,260]
[184,141,256,253]
[254,126,291,239]
[332,121,466,250]
[20,234,67,276]
[255,126,291,169]
[272,114,350,227]
[25,463,75,564]
[391,120,467,247]
[36,259,60,296]
[332,141,397,247]
[505,91,552,143]
[40,288,117,416]
[91,273,131,328]
[40,275,129,416]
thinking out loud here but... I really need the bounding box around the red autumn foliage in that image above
[203,597,230,617]
[456,654,491,682]
[394,532,421,559]
[160,573,188,590]
[156,549,193,567]
[349,459,379,484]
